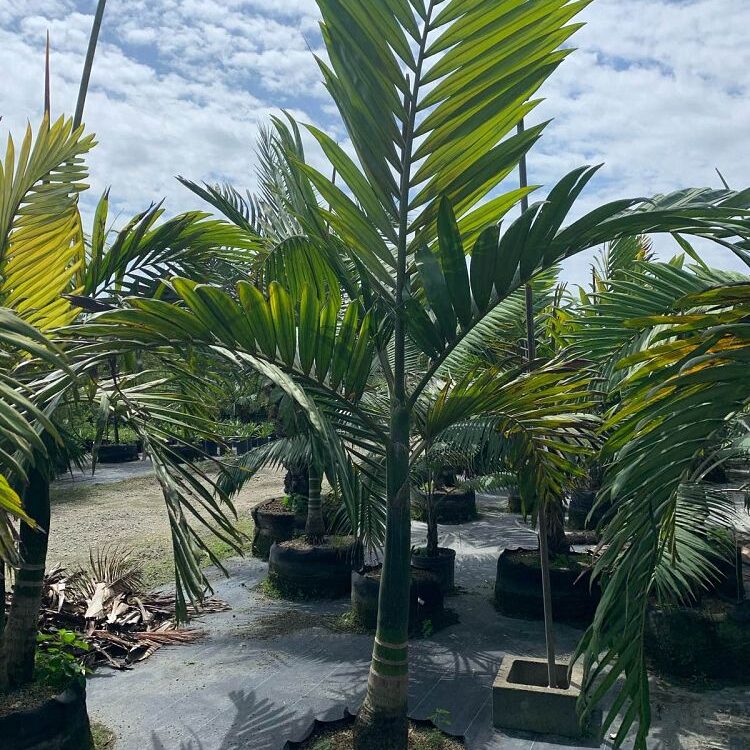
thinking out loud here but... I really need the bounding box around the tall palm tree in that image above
[0,112,262,690]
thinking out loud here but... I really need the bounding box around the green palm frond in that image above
[575,283,750,748]
[0,115,95,330]
[0,309,71,561]
[79,194,260,302]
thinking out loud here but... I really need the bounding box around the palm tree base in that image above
[353,698,408,750]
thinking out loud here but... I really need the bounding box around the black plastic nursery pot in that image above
[507,492,522,514]
[413,489,477,525]
[710,544,746,601]
[168,443,204,463]
[250,498,296,560]
[646,599,750,680]
[566,489,597,531]
[351,565,444,631]
[268,536,361,597]
[411,547,456,592]
[494,547,600,624]
[96,442,140,463]
[0,678,92,750]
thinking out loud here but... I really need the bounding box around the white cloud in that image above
[0,0,748,283]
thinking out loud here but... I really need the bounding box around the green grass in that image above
[91,721,116,750]
[140,517,255,589]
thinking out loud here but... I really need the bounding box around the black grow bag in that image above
[494,547,600,624]
[413,490,477,525]
[96,442,140,463]
[268,537,360,597]
[411,547,456,592]
[646,599,750,679]
[0,679,92,750]
[351,566,444,631]
[251,498,296,560]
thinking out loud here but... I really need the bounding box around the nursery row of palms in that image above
[2,1,750,749]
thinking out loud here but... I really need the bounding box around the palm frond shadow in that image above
[150,689,313,750]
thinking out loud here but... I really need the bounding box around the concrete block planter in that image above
[0,679,92,750]
[492,656,597,739]
[250,498,296,560]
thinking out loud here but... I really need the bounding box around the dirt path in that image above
[48,463,285,585]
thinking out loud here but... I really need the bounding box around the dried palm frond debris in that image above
[15,547,230,670]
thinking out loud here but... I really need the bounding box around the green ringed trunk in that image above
[305,464,325,543]
[354,403,411,749]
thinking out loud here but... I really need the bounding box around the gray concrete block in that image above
[492,656,596,740]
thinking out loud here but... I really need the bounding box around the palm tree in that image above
[0,112,263,690]
[572,263,750,748]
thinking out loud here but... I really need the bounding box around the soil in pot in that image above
[250,498,296,560]
[411,546,456,592]
[268,536,360,598]
[0,678,92,750]
[413,489,477,525]
[494,547,600,624]
[96,442,140,464]
[646,598,750,680]
[351,565,445,633]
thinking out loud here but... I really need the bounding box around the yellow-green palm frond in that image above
[0,114,96,331]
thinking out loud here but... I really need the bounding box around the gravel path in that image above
[48,461,285,577]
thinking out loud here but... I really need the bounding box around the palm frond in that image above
[0,115,95,330]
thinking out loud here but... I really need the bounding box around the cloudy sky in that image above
[1,0,748,282]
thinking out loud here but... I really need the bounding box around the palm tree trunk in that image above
[546,500,570,555]
[73,0,107,129]
[354,404,411,750]
[426,470,438,557]
[305,463,325,543]
[538,502,558,688]
[519,117,558,689]
[0,562,5,636]
[0,466,50,690]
